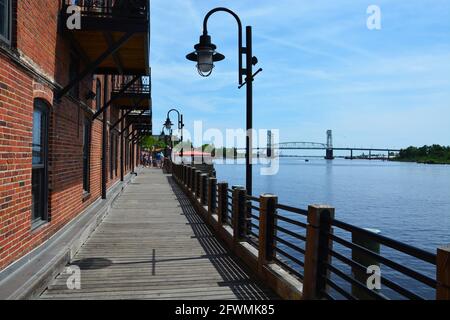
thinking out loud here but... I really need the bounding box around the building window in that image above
[96,79,101,111]
[82,117,91,193]
[0,0,11,44]
[32,100,49,224]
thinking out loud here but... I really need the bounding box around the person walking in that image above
[155,151,162,168]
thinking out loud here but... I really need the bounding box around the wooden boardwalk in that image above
[40,169,276,300]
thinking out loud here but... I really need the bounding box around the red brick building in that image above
[0,0,151,272]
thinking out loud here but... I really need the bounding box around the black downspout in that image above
[120,109,124,181]
[131,138,135,174]
[101,75,108,199]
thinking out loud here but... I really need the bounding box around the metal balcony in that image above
[60,0,150,76]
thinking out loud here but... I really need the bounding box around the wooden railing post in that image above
[200,173,208,206]
[232,186,246,242]
[188,166,193,190]
[217,182,228,224]
[195,171,202,199]
[437,245,450,300]
[208,177,217,215]
[302,205,335,300]
[258,194,277,266]
[191,168,197,193]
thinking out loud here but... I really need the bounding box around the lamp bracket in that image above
[238,68,263,89]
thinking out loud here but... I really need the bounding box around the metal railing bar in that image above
[323,277,357,300]
[250,222,259,230]
[247,237,259,249]
[276,203,308,216]
[328,233,437,288]
[332,219,436,265]
[248,231,259,239]
[329,249,425,300]
[320,289,335,300]
[275,225,307,242]
[275,214,307,229]
[274,247,305,267]
[325,263,387,300]
[246,195,260,202]
[274,235,306,255]
[273,257,304,280]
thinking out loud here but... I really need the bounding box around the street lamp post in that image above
[159,126,169,155]
[164,109,184,159]
[186,7,261,195]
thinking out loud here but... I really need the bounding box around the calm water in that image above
[214,158,450,299]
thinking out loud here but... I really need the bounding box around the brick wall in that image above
[0,1,137,271]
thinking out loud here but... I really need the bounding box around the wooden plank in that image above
[39,169,276,300]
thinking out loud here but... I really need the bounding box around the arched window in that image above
[32,99,49,224]
[96,78,101,111]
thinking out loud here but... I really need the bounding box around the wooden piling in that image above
[351,228,381,299]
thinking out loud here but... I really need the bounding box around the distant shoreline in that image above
[390,158,450,165]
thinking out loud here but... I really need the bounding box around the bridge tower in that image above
[325,130,335,160]
[267,130,273,158]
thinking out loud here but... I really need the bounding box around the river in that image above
[214,158,450,299]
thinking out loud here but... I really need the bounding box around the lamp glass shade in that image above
[196,49,214,76]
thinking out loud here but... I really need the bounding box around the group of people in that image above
[141,150,165,168]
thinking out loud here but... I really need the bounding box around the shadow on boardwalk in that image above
[166,176,276,300]
[39,168,276,300]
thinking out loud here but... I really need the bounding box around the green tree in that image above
[140,136,166,149]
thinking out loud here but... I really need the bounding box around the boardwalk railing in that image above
[170,162,450,300]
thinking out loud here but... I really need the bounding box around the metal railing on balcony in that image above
[64,0,148,19]
[112,75,150,95]
[169,161,450,300]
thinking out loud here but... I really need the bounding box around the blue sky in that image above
[150,0,450,148]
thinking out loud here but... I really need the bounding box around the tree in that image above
[140,135,166,150]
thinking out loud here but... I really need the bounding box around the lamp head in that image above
[186,34,225,77]
[163,117,173,130]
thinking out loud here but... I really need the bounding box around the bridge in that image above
[265,130,401,160]
[235,130,400,159]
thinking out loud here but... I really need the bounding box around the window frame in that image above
[0,0,12,44]
[31,99,49,226]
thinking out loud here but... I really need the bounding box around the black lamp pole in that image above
[160,127,169,157]
[164,109,184,159]
[186,7,261,196]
